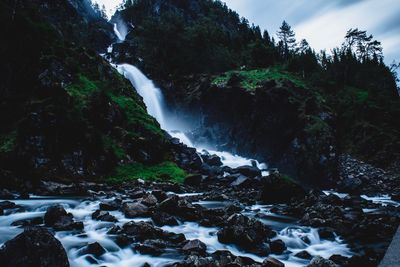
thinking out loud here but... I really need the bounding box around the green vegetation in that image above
[102,135,125,160]
[109,93,163,136]
[66,74,100,109]
[0,131,17,153]
[212,67,307,90]
[107,161,187,184]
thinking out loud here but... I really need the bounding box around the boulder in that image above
[217,214,275,255]
[270,239,286,254]
[99,200,119,211]
[141,194,158,206]
[151,190,168,202]
[151,212,179,226]
[233,165,261,178]
[91,210,117,222]
[262,257,285,267]
[181,239,207,255]
[81,242,106,258]
[295,250,312,259]
[122,202,149,218]
[307,256,337,267]
[0,227,69,267]
[260,173,305,203]
[135,240,166,256]
[44,205,83,231]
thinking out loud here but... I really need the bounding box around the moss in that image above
[109,93,163,136]
[212,66,307,90]
[102,135,125,160]
[0,131,17,153]
[66,74,100,109]
[106,161,187,184]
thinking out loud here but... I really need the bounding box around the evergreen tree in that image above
[277,20,296,59]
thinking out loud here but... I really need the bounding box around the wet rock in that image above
[99,200,119,211]
[115,234,133,247]
[204,155,223,167]
[217,214,275,255]
[130,190,145,199]
[270,239,286,254]
[307,256,337,267]
[135,239,166,256]
[173,250,261,267]
[329,255,349,266]
[184,174,203,187]
[151,211,179,226]
[158,195,180,213]
[122,221,185,244]
[181,239,207,255]
[318,228,336,241]
[295,250,312,259]
[141,194,158,206]
[92,210,117,222]
[233,165,261,178]
[44,205,83,231]
[152,190,168,202]
[122,202,149,218]
[229,174,254,188]
[11,217,43,227]
[0,227,69,267]
[0,189,15,200]
[0,208,3,216]
[0,201,16,209]
[262,257,285,267]
[82,242,106,258]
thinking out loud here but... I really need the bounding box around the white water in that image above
[0,196,353,267]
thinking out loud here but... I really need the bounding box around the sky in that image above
[94,0,400,67]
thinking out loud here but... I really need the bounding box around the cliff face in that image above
[0,0,173,187]
[166,72,337,186]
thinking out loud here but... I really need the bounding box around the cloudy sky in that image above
[95,0,400,65]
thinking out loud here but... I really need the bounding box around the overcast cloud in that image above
[95,0,400,65]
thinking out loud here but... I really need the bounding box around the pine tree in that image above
[277,20,296,59]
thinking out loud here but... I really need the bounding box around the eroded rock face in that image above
[0,227,69,267]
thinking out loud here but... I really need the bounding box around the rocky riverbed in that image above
[0,174,398,267]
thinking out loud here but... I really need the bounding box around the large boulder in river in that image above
[0,227,69,267]
[122,202,149,218]
[217,214,275,255]
[44,205,83,231]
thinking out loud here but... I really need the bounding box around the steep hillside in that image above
[0,0,181,188]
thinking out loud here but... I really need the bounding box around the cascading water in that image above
[112,21,268,171]
[117,64,166,128]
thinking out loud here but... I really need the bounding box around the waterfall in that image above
[111,19,267,171]
[117,64,166,128]
[113,22,128,41]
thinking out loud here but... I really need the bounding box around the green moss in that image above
[212,66,307,90]
[102,135,125,160]
[106,161,187,184]
[0,131,17,153]
[109,93,163,136]
[66,74,100,109]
